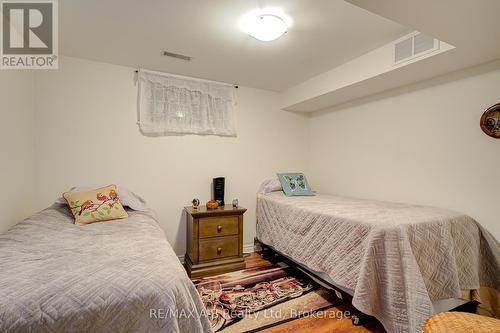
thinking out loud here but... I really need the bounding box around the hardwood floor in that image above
[243,251,274,269]
[259,303,385,333]
[239,252,386,333]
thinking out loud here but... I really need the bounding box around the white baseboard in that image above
[243,243,255,254]
[177,254,185,264]
[177,243,255,264]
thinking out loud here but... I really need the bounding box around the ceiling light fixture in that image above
[239,8,291,42]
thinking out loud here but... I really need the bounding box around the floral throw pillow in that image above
[277,173,315,196]
[63,184,129,225]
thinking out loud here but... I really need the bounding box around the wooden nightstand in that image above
[184,205,246,278]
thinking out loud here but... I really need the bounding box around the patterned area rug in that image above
[192,265,343,332]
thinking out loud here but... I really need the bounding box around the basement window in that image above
[138,70,236,137]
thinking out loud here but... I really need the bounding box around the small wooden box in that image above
[184,205,246,278]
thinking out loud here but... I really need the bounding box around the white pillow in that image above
[257,178,283,194]
[56,186,149,211]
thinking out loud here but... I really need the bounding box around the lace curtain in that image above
[138,70,236,136]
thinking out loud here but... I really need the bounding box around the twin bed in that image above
[256,191,499,333]
[0,204,211,333]
[1,186,498,333]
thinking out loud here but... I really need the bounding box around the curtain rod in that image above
[134,69,238,89]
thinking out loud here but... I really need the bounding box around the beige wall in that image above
[308,62,500,238]
[6,55,497,251]
[0,71,36,233]
[34,56,309,254]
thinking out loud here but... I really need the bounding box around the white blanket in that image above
[0,205,212,333]
[256,192,499,333]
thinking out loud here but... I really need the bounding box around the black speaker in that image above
[213,177,225,206]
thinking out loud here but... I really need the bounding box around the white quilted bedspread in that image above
[0,205,212,333]
[256,192,499,333]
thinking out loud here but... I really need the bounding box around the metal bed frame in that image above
[254,237,478,327]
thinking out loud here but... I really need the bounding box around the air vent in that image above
[395,38,413,63]
[394,32,439,64]
[414,33,435,54]
[162,51,192,61]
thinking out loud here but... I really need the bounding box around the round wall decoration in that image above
[480,103,500,139]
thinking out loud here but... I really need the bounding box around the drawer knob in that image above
[217,225,223,232]
[217,247,222,255]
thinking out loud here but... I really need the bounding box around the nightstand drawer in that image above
[199,237,239,261]
[185,205,246,277]
[199,216,239,238]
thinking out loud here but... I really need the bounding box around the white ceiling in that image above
[278,0,500,112]
[60,0,408,91]
[348,0,500,61]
